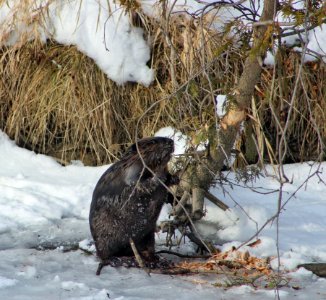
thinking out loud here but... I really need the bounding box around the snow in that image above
[142,0,325,63]
[0,276,17,289]
[0,0,325,298]
[155,127,189,155]
[215,95,227,117]
[142,0,326,64]
[0,0,154,86]
[0,130,326,299]
[302,24,326,62]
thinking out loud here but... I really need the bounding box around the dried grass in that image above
[257,52,326,163]
[0,2,325,165]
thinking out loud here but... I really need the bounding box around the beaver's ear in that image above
[125,143,137,155]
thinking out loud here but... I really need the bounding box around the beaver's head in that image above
[125,137,174,170]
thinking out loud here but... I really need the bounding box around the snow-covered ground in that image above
[0,130,326,299]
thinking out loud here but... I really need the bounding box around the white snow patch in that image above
[79,239,96,254]
[61,281,87,290]
[195,200,270,245]
[228,285,255,294]
[289,267,315,279]
[304,24,326,62]
[155,126,188,155]
[0,276,18,289]
[264,51,275,65]
[271,251,307,271]
[215,95,227,117]
[0,0,154,86]
[17,266,37,279]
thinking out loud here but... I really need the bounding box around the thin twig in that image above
[156,250,210,259]
[129,238,151,276]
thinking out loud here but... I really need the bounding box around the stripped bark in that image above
[170,0,278,241]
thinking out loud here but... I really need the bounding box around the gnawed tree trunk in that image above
[168,0,278,250]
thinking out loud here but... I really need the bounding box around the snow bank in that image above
[0,0,154,86]
[1,131,326,298]
[302,24,326,62]
[0,131,107,249]
[1,0,324,87]
[47,0,154,85]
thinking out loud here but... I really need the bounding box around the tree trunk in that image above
[171,0,278,235]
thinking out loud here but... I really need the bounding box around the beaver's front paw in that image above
[167,174,180,186]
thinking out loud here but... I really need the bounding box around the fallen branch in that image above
[156,249,211,259]
[129,238,151,276]
[203,190,230,211]
[298,263,326,277]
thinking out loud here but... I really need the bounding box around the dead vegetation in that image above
[0,1,325,166]
[155,245,289,289]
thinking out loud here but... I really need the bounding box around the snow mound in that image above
[0,0,154,86]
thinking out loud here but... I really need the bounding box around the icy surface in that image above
[0,130,326,299]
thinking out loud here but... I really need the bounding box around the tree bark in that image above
[171,0,278,229]
[298,263,326,277]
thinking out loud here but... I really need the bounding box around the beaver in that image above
[89,137,179,274]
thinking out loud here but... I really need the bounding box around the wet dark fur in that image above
[89,137,178,264]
